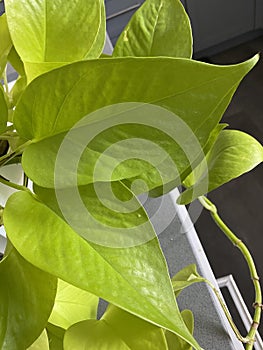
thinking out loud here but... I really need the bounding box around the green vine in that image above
[0,140,31,167]
[0,174,31,193]
[199,195,262,349]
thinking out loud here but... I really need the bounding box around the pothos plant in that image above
[0,0,262,349]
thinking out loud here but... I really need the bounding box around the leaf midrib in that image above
[148,1,163,56]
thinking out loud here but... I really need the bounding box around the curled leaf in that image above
[178,130,263,204]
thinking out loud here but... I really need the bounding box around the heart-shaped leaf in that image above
[178,130,263,204]
[4,189,201,349]
[15,57,257,141]
[0,246,56,350]
[13,56,258,190]
[22,109,192,190]
[113,0,192,58]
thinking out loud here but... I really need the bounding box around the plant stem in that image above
[0,140,31,167]
[0,175,30,193]
[204,278,250,343]
[199,195,262,349]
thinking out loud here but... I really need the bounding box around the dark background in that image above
[196,36,263,336]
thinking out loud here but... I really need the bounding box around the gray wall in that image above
[105,0,263,54]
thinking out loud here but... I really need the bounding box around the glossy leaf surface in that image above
[33,182,153,247]
[178,130,263,204]
[22,114,187,189]
[1,1,261,350]
[49,279,99,329]
[0,247,56,350]
[23,0,106,82]
[5,0,103,63]
[4,191,201,350]
[13,56,258,189]
[15,57,256,140]
[113,0,192,58]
